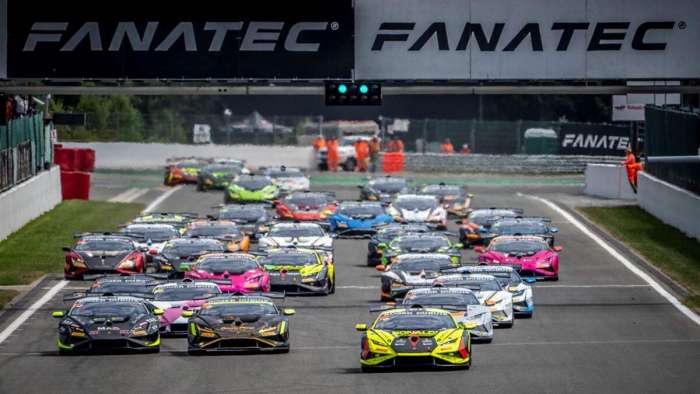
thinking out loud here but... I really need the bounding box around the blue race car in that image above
[328,201,393,238]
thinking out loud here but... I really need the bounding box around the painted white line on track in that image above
[524,193,700,326]
[109,188,149,203]
[143,185,182,214]
[536,284,651,288]
[337,285,375,289]
[0,280,68,345]
[490,338,700,347]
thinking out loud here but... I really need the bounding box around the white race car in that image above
[258,222,333,251]
[265,166,310,192]
[150,280,221,335]
[456,265,534,317]
[437,273,514,328]
[120,223,180,258]
[387,194,447,230]
[401,287,494,342]
[379,253,459,300]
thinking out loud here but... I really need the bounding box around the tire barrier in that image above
[60,171,91,200]
[54,146,94,200]
[382,152,405,173]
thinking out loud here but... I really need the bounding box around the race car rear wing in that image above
[81,273,170,282]
[72,232,129,239]
[63,291,155,302]
[210,291,286,300]
[511,216,552,223]
[143,212,199,219]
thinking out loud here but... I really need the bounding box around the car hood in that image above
[481,250,554,266]
[259,236,331,248]
[76,251,132,270]
[198,314,284,337]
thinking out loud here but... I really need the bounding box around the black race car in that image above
[488,217,559,246]
[367,224,430,266]
[216,204,271,240]
[183,294,295,354]
[75,274,163,298]
[152,238,226,277]
[457,208,523,247]
[63,233,147,280]
[359,176,409,202]
[52,295,163,354]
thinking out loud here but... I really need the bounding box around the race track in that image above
[0,177,698,394]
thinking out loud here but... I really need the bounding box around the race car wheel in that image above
[196,179,204,192]
[330,276,336,294]
[500,320,514,329]
[187,349,206,356]
[360,365,377,373]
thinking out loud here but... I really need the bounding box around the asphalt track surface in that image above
[1,178,699,394]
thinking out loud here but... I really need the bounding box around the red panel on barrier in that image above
[382,152,405,173]
[54,147,76,172]
[76,148,95,172]
[60,171,91,200]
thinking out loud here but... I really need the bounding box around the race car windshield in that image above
[404,293,480,307]
[154,287,220,301]
[235,177,271,190]
[492,222,547,235]
[197,258,259,274]
[200,303,277,316]
[76,239,134,252]
[377,227,427,242]
[370,180,406,193]
[491,240,548,253]
[337,205,384,217]
[460,281,502,291]
[394,198,438,210]
[219,207,265,221]
[469,210,519,225]
[286,195,327,207]
[123,228,179,242]
[374,314,455,330]
[393,260,443,272]
[262,253,316,266]
[395,237,449,250]
[163,242,224,256]
[268,226,324,237]
[490,272,522,286]
[268,170,302,178]
[421,185,464,197]
[70,302,148,318]
[186,225,241,237]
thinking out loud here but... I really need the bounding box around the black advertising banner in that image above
[558,124,631,156]
[6,0,353,79]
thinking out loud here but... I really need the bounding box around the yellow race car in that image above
[260,247,335,295]
[355,307,473,371]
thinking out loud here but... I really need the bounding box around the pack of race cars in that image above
[55,161,564,372]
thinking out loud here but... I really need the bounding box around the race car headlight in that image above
[71,257,87,268]
[258,225,270,233]
[258,325,281,337]
[244,275,263,288]
[130,321,157,337]
[62,323,86,337]
[118,259,137,270]
[336,221,348,228]
[536,262,551,269]
[194,324,218,338]
[485,297,503,306]
[367,194,378,201]
[391,281,408,289]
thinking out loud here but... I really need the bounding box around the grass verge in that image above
[578,205,700,311]
[0,200,144,285]
[0,290,19,309]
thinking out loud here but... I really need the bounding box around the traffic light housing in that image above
[325,81,381,106]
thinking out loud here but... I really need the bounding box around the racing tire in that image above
[330,276,336,294]
[196,178,204,192]
[58,348,72,356]
[360,365,377,373]
[187,349,206,356]
[343,158,356,172]
[273,347,290,354]
[144,347,160,354]
[499,320,514,329]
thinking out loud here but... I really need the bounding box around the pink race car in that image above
[151,280,222,335]
[183,253,271,293]
[474,236,563,280]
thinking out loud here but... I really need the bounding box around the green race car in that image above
[260,248,335,295]
[225,175,279,204]
[378,233,463,265]
[197,163,248,191]
[355,307,473,371]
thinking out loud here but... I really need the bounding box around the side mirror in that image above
[524,277,537,284]
[181,310,194,318]
[473,246,485,254]
[461,322,477,330]
[553,245,563,252]
[550,227,559,233]
[375,264,386,272]
[61,247,72,252]
[51,311,65,318]
[153,308,164,316]
[283,308,296,316]
[355,323,368,332]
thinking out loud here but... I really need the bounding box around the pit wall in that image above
[0,165,62,241]
[60,142,314,170]
[583,164,637,200]
[638,171,700,240]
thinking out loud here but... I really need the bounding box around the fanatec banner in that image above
[355,0,700,80]
[558,124,631,156]
[2,0,354,79]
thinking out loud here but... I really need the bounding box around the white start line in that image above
[524,193,700,326]
[0,186,183,344]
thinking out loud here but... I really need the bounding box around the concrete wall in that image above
[584,164,637,200]
[61,142,314,170]
[394,153,621,174]
[0,166,62,241]
[638,172,700,240]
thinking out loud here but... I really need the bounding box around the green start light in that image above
[359,84,369,94]
[337,84,348,94]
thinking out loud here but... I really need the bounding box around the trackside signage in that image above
[4,0,354,79]
[355,0,700,80]
[558,124,630,156]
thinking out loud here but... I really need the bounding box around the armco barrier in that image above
[0,166,62,241]
[638,172,700,240]
[60,171,91,200]
[584,164,636,200]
